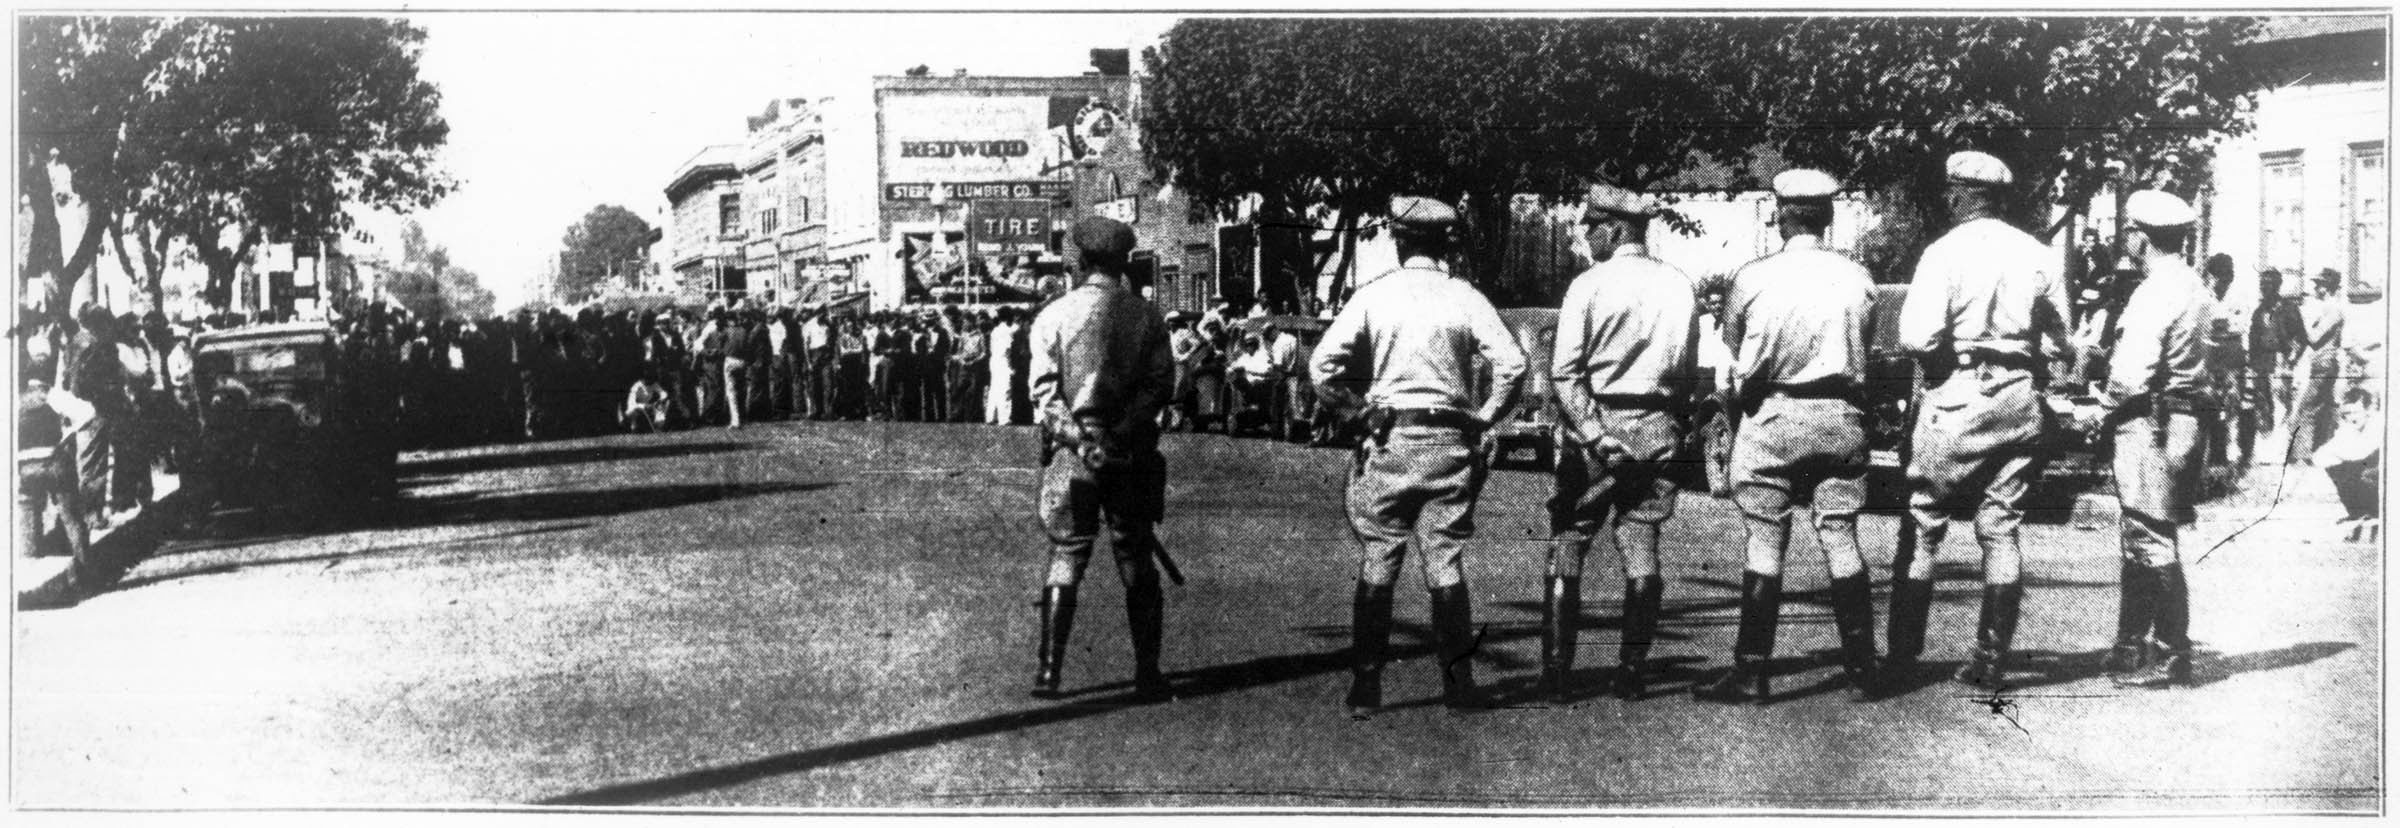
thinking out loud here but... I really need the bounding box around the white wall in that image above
[2205,78,2387,291]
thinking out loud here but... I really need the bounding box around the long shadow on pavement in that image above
[400,440,755,479]
[109,523,592,594]
[536,635,1442,806]
[184,481,839,545]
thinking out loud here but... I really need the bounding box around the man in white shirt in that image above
[1312,195,1526,718]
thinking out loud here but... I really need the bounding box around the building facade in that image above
[664,145,745,301]
[2204,16,2387,299]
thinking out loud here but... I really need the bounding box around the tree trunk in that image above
[1322,206,1360,306]
[1464,192,1514,304]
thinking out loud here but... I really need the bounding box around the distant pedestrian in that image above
[2286,268,2347,461]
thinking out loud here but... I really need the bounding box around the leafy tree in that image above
[19,16,451,317]
[118,17,453,310]
[554,205,653,303]
[1141,18,1755,305]
[381,220,493,320]
[1709,16,2262,276]
[19,17,222,320]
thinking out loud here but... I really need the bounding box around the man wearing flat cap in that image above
[1887,150,2073,691]
[1539,182,1701,703]
[1027,215,1178,701]
[1695,169,1881,704]
[1312,195,1525,718]
[2099,190,2213,689]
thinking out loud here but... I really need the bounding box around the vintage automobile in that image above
[187,322,397,510]
[1488,308,1561,469]
[1217,315,1332,441]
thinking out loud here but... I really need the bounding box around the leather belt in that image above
[1388,408,1478,430]
[1591,393,1679,410]
[1956,349,2038,371]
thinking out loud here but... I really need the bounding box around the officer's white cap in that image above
[1945,151,2013,186]
[1584,182,1659,218]
[1772,169,1841,201]
[2125,190,2197,229]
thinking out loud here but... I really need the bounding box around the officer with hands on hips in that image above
[1312,195,1527,719]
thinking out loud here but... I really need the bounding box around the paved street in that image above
[10,421,2381,811]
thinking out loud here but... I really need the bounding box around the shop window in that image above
[2348,142,2385,296]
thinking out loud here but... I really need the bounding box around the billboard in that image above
[880,91,1106,186]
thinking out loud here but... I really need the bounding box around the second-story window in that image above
[719,193,742,237]
[759,207,779,235]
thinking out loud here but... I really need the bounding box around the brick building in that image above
[664,144,744,300]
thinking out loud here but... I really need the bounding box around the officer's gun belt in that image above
[2109,391,2216,420]
[1759,380,1861,405]
[1591,393,1681,410]
[1383,407,1479,430]
[1953,347,2040,371]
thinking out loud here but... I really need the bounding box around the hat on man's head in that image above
[1945,151,2013,186]
[2125,190,2197,230]
[1772,169,1841,202]
[1387,195,1461,240]
[1071,216,1135,258]
[2316,267,2346,286]
[1584,182,1658,218]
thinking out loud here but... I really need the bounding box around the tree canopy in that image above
[554,205,654,304]
[381,220,493,321]
[19,16,452,316]
[1140,16,2265,295]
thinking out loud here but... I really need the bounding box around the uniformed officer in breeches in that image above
[1029,216,1178,702]
[1312,196,1526,719]
[2101,191,2213,689]
[1888,151,2073,690]
[1543,182,1702,702]
[1695,169,1881,704]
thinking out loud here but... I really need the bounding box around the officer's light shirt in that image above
[1311,264,1526,422]
[1553,244,1700,399]
[1028,278,1174,426]
[1898,217,2071,360]
[2106,257,2211,400]
[1723,236,1875,390]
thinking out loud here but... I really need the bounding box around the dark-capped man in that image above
[2101,190,2213,689]
[1027,216,1178,702]
[1695,169,1881,704]
[1312,195,1526,719]
[1542,181,1701,702]
[1888,150,2072,690]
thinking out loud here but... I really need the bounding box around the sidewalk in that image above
[14,466,183,609]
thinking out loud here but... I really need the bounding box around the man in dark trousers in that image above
[1027,216,1177,701]
[1311,196,1526,718]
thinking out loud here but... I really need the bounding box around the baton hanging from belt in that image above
[1149,534,1186,586]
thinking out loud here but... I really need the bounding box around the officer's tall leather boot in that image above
[1954,582,2023,689]
[1884,515,1934,675]
[1826,573,1882,699]
[1429,583,1485,710]
[1693,571,1780,704]
[1346,580,1395,720]
[2102,560,2156,677]
[2117,564,2194,688]
[1031,585,1077,699]
[1537,575,1581,703]
[1125,563,1169,701]
[1615,574,1665,701]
